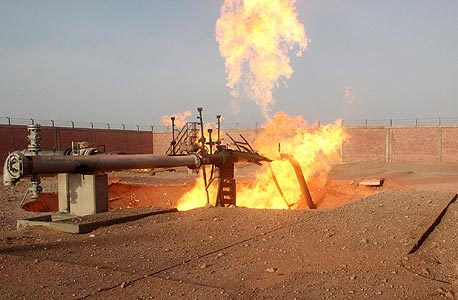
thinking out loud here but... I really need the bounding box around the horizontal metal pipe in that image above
[12,153,201,177]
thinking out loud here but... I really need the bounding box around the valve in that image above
[27,124,42,155]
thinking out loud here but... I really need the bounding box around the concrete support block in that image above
[58,173,108,216]
[58,174,70,213]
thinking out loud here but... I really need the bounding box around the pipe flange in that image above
[5,152,23,179]
[188,153,202,169]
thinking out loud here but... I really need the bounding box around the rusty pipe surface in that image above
[205,149,271,166]
[279,153,316,209]
[4,152,201,185]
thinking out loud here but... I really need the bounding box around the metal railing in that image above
[1,116,458,132]
[0,117,155,131]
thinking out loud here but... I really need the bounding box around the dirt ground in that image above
[1,161,458,299]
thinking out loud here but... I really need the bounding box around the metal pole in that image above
[171,117,176,155]
[208,129,213,155]
[216,115,221,145]
[197,107,210,205]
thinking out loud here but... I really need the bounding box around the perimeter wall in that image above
[1,125,458,169]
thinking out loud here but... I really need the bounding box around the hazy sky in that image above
[0,0,457,128]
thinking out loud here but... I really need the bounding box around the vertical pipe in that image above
[208,129,213,155]
[171,116,176,155]
[280,153,315,209]
[197,107,210,205]
[216,115,221,145]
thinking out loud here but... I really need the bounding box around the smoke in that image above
[342,86,354,104]
[216,0,307,119]
[160,110,192,128]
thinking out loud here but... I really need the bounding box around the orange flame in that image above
[216,0,307,118]
[177,112,348,210]
[161,110,192,128]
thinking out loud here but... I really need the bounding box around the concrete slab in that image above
[17,207,178,233]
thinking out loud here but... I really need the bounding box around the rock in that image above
[265,267,278,273]
[452,279,458,292]
[445,290,454,298]
[200,263,207,269]
[436,288,454,299]
[421,268,430,275]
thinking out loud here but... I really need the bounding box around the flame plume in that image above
[216,0,307,118]
[177,113,348,211]
[237,112,348,209]
[161,110,192,128]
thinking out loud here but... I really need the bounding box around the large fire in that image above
[216,0,307,118]
[176,1,348,211]
[177,112,348,211]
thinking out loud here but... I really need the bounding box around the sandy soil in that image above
[1,162,458,299]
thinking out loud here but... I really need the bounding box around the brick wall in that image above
[441,127,458,163]
[0,125,153,159]
[391,127,440,163]
[2,125,458,170]
[342,127,387,162]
